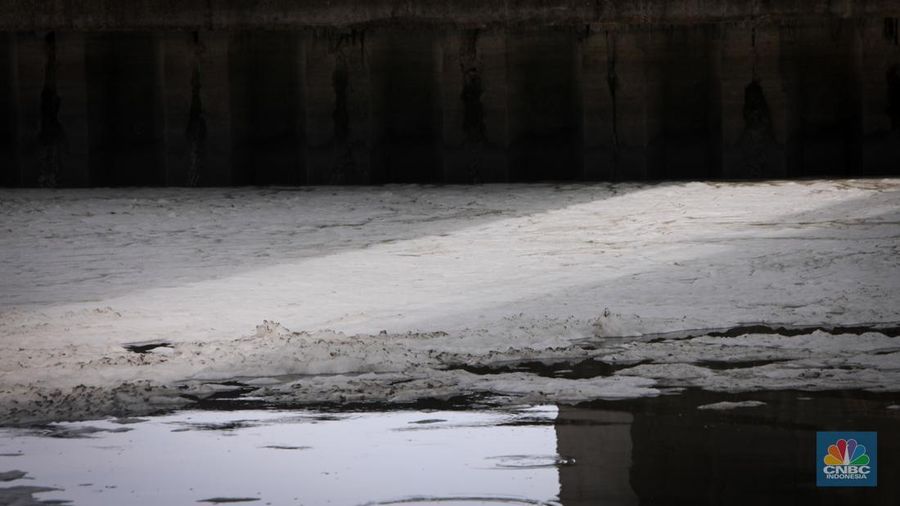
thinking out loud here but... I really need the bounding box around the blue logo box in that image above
[816,431,877,487]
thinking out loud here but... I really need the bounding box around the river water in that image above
[1,390,897,505]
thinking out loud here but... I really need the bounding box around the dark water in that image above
[0,390,897,506]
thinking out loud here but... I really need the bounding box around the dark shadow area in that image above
[0,33,15,187]
[370,31,441,184]
[184,31,207,187]
[229,31,305,186]
[508,30,580,181]
[620,390,898,506]
[1,23,898,186]
[782,22,862,178]
[0,183,646,306]
[648,27,721,180]
[37,32,65,188]
[736,80,782,178]
[85,33,165,186]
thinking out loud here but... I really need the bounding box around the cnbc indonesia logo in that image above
[817,432,877,487]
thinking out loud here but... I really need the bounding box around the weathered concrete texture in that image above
[780,20,864,177]
[441,30,510,183]
[1,1,899,30]
[85,33,166,186]
[0,33,16,186]
[645,26,723,180]
[13,32,91,187]
[305,31,372,184]
[228,31,305,185]
[861,18,900,175]
[369,30,442,183]
[508,30,580,181]
[162,31,232,186]
[1,19,899,186]
[720,25,788,179]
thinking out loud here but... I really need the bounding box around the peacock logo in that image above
[823,438,869,466]
[817,432,877,487]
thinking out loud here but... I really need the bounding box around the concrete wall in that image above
[1,1,899,30]
[2,13,899,185]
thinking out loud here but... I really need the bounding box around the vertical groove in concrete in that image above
[721,23,787,179]
[440,29,509,183]
[304,30,373,184]
[3,22,897,186]
[13,32,91,187]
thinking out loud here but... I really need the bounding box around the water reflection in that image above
[0,408,561,505]
[0,391,898,505]
[555,408,636,506]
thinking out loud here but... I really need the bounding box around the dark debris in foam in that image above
[0,470,28,482]
[25,425,133,439]
[197,498,260,504]
[631,322,900,343]
[122,341,173,354]
[0,485,68,506]
[453,358,638,380]
[693,358,795,370]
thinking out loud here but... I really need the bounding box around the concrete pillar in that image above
[440,29,510,183]
[720,23,788,179]
[608,29,654,181]
[369,28,442,183]
[645,25,722,180]
[0,32,17,186]
[228,31,305,185]
[859,17,900,175]
[580,28,615,180]
[198,32,232,186]
[56,32,90,186]
[14,32,43,186]
[507,29,580,181]
[304,30,372,184]
[10,31,87,186]
[85,32,166,186]
[779,19,863,177]
[161,31,231,186]
[162,32,193,186]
